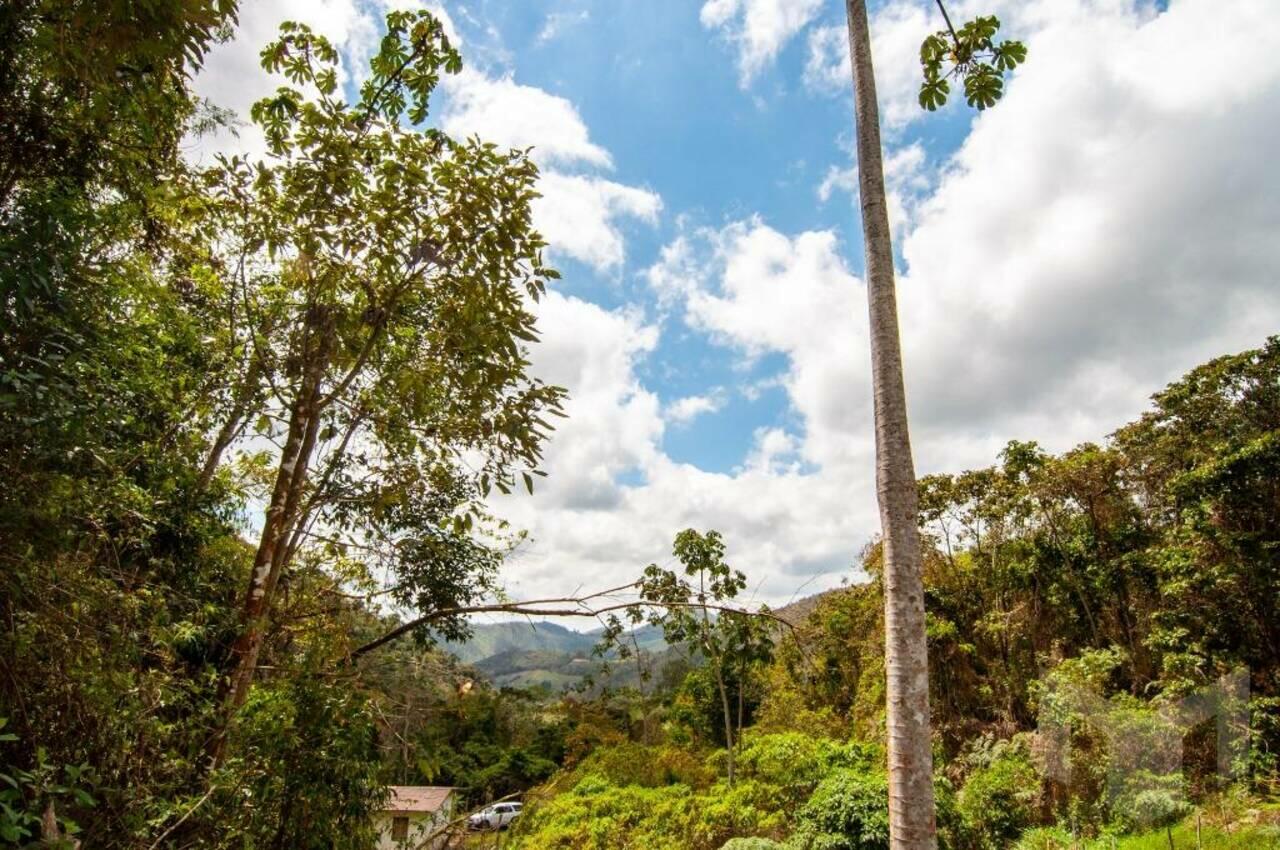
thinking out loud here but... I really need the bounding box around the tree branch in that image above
[348,589,800,661]
[934,0,960,44]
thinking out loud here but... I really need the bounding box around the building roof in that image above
[385,786,454,814]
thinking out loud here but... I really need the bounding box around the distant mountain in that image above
[771,587,851,627]
[441,621,597,665]
[474,648,600,689]
[440,620,672,692]
[584,621,668,653]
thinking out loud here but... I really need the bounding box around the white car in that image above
[467,801,522,831]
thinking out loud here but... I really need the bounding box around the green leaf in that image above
[919,78,950,111]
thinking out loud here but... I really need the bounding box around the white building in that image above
[375,786,456,849]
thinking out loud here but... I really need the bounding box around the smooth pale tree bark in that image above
[844,1,938,848]
[208,304,336,765]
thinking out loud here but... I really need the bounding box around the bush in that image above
[789,769,890,850]
[956,737,1040,849]
[1115,786,1191,833]
[515,777,696,850]
[1011,827,1073,849]
[574,742,712,788]
[735,733,883,806]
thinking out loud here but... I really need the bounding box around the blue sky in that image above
[433,0,979,476]
[197,0,1280,610]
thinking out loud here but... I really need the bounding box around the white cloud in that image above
[438,60,662,271]
[665,391,728,426]
[537,10,590,45]
[803,2,935,128]
[889,0,1280,475]
[818,142,929,236]
[196,4,659,274]
[743,426,802,474]
[701,0,825,86]
[646,218,872,472]
[533,173,662,271]
[191,0,372,161]
[559,0,1280,612]
[440,69,613,168]
[490,229,877,606]
[658,0,1280,502]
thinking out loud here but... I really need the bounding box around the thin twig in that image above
[934,0,960,43]
[147,784,218,850]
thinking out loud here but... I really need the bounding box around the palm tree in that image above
[841,3,1025,846]
[842,1,937,845]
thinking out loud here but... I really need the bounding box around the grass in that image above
[1017,822,1280,849]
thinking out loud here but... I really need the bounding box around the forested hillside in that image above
[499,341,1280,850]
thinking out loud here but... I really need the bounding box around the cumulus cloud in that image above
[701,0,825,85]
[489,223,880,605]
[518,0,1280,610]
[646,218,873,471]
[196,2,659,274]
[532,174,662,271]
[192,0,466,161]
[437,59,661,272]
[665,391,728,426]
[803,2,935,128]
[889,0,1280,473]
[440,69,612,168]
[818,142,929,236]
[674,0,1280,483]
[191,0,378,161]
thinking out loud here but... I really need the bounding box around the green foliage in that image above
[208,7,567,673]
[599,529,775,782]
[212,676,385,848]
[515,776,697,850]
[0,2,571,845]
[0,719,96,845]
[508,733,888,850]
[1116,787,1191,833]
[789,769,890,850]
[919,14,1027,111]
[735,733,882,807]
[956,736,1039,849]
[1015,822,1280,849]
[512,769,792,850]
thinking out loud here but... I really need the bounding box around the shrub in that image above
[735,733,883,806]
[514,777,696,850]
[789,769,890,850]
[957,737,1039,848]
[576,742,709,788]
[1112,784,1192,834]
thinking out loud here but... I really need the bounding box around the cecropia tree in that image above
[202,11,567,760]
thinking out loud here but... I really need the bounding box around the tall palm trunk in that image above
[844,1,937,847]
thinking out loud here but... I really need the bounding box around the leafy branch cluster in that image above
[919,14,1028,111]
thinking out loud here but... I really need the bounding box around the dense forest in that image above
[1,1,1277,848]
[495,338,1280,849]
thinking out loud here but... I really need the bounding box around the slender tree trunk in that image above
[196,355,264,494]
[210,308,334,764]
[737,664,745,738]
[844,2,938,848]
[713,661,736,786]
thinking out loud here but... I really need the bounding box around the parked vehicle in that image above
[467,801,522,831]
